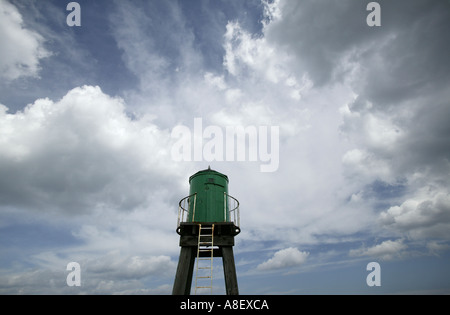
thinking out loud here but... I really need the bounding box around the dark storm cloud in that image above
[358,0,450,106]
[265,0,374,86]
[265,0,450,103]
[263,0,450,244]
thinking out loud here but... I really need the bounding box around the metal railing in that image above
[177,192,240,228]
[226,192,240,228]
[177,193,196,228]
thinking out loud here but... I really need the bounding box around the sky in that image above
[0,0,449,295]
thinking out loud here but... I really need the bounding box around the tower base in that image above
[172,223,240,295]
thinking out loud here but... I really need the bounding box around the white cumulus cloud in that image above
[0,0,51,81]
[257,247,309,271]
[379,187,450,240]
[0,85,184,214]
[349,239,407,261]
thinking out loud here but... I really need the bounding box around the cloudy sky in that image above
[1,0,449,294]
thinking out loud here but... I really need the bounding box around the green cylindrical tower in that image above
[188,167,229,223]
[173,167,240,295]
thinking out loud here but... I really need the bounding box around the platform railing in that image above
[177,193,196,228]
[177,192,240,228]
[226,192,240,228]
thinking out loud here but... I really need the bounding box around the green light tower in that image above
[172,167,240,295]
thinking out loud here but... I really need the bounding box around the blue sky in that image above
[1,0,450,294]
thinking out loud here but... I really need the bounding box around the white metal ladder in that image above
[194,224,214,294]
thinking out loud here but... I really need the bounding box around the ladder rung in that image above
[197,276,212,279]
[196,286,212,289]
